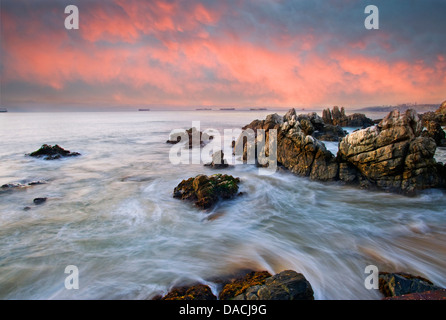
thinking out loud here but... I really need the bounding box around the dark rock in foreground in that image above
[232,270,314,300]
[28,144,81,160]
[379,272,444,299]
[383,289,446,300]
[158,270,314,301]
[219,271,272,300]
[173,174,240,209]
[160,284,217,300]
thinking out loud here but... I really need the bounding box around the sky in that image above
[1,0,446,111]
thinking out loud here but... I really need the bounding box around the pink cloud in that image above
[2,1,446,108]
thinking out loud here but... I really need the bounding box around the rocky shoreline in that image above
[234,105,446,195]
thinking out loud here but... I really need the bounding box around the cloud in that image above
[1,0,445,109]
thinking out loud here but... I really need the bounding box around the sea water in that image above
[0,111,445,300]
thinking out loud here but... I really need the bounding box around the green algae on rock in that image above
[173,174,241,209]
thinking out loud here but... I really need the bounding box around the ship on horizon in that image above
[220,108,235,111]
[0,108,7,113]
[138,108,151,111]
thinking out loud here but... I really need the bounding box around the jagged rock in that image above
[160,284,216,300]
[421,121,446,146]
[28,144,80,160]
[323,106,374,128]
[166,127,213,149]
[204,150,229,169]
[421,101,446,126]
[379,272,443,298]
[235,270,314,300]
[219,271,272,300]
[173,174,240,209]
[338,109,444,193]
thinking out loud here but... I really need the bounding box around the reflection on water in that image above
[0,112,445,300]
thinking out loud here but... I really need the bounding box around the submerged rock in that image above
[379,272,443,298]
[1,180,47,192]
[173,174,240,209]
[33,198,47,205]
[28,144,80,160]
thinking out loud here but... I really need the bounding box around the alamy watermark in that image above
[64,4,379,31]
[364,265,379,290]
[64,265,79,290]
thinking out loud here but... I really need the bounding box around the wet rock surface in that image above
[158,270,314,301]
[173,174,241,209]
[28,144,81,160]
[379,272,444,299]
[236,108,445,194]
[338,109,444,193]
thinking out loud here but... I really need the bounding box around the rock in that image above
[379,272,443,298]
[236,270,314,300]
[338,109,444,193]
[160,284,216,300]
[421,120,446,146]
[421,101,446,126]
[219,271,272,300]
[323,106,374,128]
[383,289,446,300]
[33,198,47,205]
[166,127,213,149]
[1,180,47,192]
[235,109,340,181]
[204,150,229,169]
[28,145,80,160]
[173,174,240,209]
[312,124,347,142]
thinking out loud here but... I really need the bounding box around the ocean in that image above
[0,110,445,300]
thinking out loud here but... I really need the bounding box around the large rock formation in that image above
[338,109,445,193]
[173,174,241,209]
[322,106,374,128]
[235,108,445,194]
